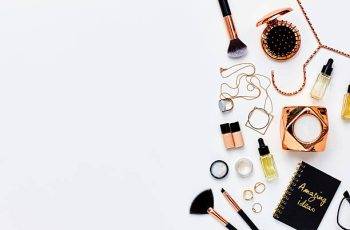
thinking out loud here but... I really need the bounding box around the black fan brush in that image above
[218,0,247,58]
[190,189,237,230]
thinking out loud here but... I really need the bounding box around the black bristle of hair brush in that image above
[217,0,247,58]
[190,189,238,230]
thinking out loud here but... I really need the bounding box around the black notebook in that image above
[273,161,341,230]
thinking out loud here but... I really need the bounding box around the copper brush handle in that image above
[222,189,259,230]
[222,191,240,211]
[224,16,238,40]
[218,0,238,39]
[207,208,238,230]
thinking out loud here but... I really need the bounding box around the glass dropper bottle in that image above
[310,58,334,100]
[258,138,278,181]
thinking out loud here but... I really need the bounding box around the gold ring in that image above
[243,189,254,201]
[252,203,262,213]
[254,182,266,194]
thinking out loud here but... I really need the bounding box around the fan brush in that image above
[190,189,237,230]
[218,0,247,58]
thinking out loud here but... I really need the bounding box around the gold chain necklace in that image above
[272,0,350,96]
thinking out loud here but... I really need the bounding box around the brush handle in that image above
[345,191,350,205]
[238,210,259,230]
[208,208,237,230]
[218,0,231,16]
[218,0,238,40]
[225,223,238,230]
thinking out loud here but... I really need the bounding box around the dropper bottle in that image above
[310,58,334,99]
[341,85,350,119]
[258,138,278,181]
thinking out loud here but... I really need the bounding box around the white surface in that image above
[0,0,349,229]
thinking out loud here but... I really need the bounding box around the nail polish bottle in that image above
[311,58,334,100]
[341,85,350,119]
[230,122,244,148]
[220,123,235,149]
[258,138,278,181]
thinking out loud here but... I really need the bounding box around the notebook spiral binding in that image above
[273,162,306,219]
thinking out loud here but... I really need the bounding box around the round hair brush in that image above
[218,0,247,58]
[190,189,237,230]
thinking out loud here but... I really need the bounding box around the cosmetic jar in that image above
[235,158,253,178]
[210,160,229,179]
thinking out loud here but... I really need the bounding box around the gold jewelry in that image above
[218,98,234,112]
[254,182,266,194]
[219,63,274,135]
[219,63,261,104]
[243,189,254,201]
[272,0,350,96]
[252,203,263,213]
[246,107,273,135]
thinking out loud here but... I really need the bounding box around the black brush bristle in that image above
[266,25,296,57]
[190,189,214,215]
[227,38,247,58]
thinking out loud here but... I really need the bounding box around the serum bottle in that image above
[341,85,350,119]
[310,58,334,99]
[258,138,278,181]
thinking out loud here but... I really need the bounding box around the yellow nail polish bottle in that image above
[258,138,278,181]
[341,85,350,119]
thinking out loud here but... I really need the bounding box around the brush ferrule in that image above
[223,192,241,211]
[207,208,228,225]
[224,16,238,40]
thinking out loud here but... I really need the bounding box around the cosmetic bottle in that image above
[341,85,350,119]
[310,58,334,99]
[220,123,235,149]
[229,122,244,148]
[258,138,278,181]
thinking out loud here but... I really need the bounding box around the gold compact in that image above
[280,106,328,152]
[256,7,301,61]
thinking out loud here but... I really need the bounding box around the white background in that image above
[0,0,349,229]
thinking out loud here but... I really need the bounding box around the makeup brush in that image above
[221,188,259,230]
[190,189,237,230]
[218,0,247,58]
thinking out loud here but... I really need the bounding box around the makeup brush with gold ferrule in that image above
[221,189,259,230]
[190,189,238,230]
[218,0,247,58]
